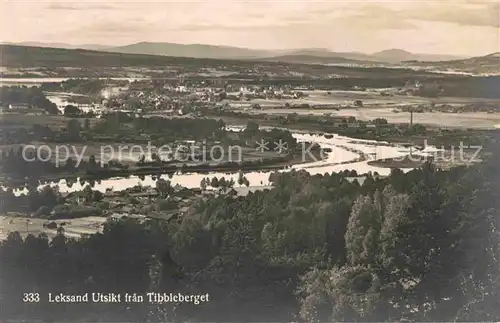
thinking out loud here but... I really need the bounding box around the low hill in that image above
[104,42,273,59]
[0,44,252,68]
[2,42,111,51]
[255,49,463,66]
[371,49,461,63]
[255,54,377,66]
[403,52,500,75]
[0,44,462,81]
[266,49,384,63]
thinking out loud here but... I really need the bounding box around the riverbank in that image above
[2,127,479,196]
[216,113,494,148]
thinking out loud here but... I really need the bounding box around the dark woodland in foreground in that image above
[1,153,499,322]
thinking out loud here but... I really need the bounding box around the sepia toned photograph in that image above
[0,0,499,322]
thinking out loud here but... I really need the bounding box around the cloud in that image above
[414,2,499,28]
[45,3,80,11]
[71,20,160,36]
[179,2,417,32]
[332,12,417,30]
[181,21,305,32]
[355,1,499,29]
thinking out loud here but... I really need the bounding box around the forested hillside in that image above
[1,148,499,322]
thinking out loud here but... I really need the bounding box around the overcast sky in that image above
[1,0,499,56]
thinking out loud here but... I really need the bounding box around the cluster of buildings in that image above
[99,81,313,116]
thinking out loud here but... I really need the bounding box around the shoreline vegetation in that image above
[0,150,323,188]
[204,109,493,146]
[0,106,328,188]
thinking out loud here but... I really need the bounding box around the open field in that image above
[238,107,500,129]
[223,89,500,129]
[333,109,500,129]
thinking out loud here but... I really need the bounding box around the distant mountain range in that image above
[254,54,373,65]
[258,48,463,65]
[371,49,463,63]
[103,42,465,63]
[104,42,273,60]
[2,41,465,63]
[1,43,497,74]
